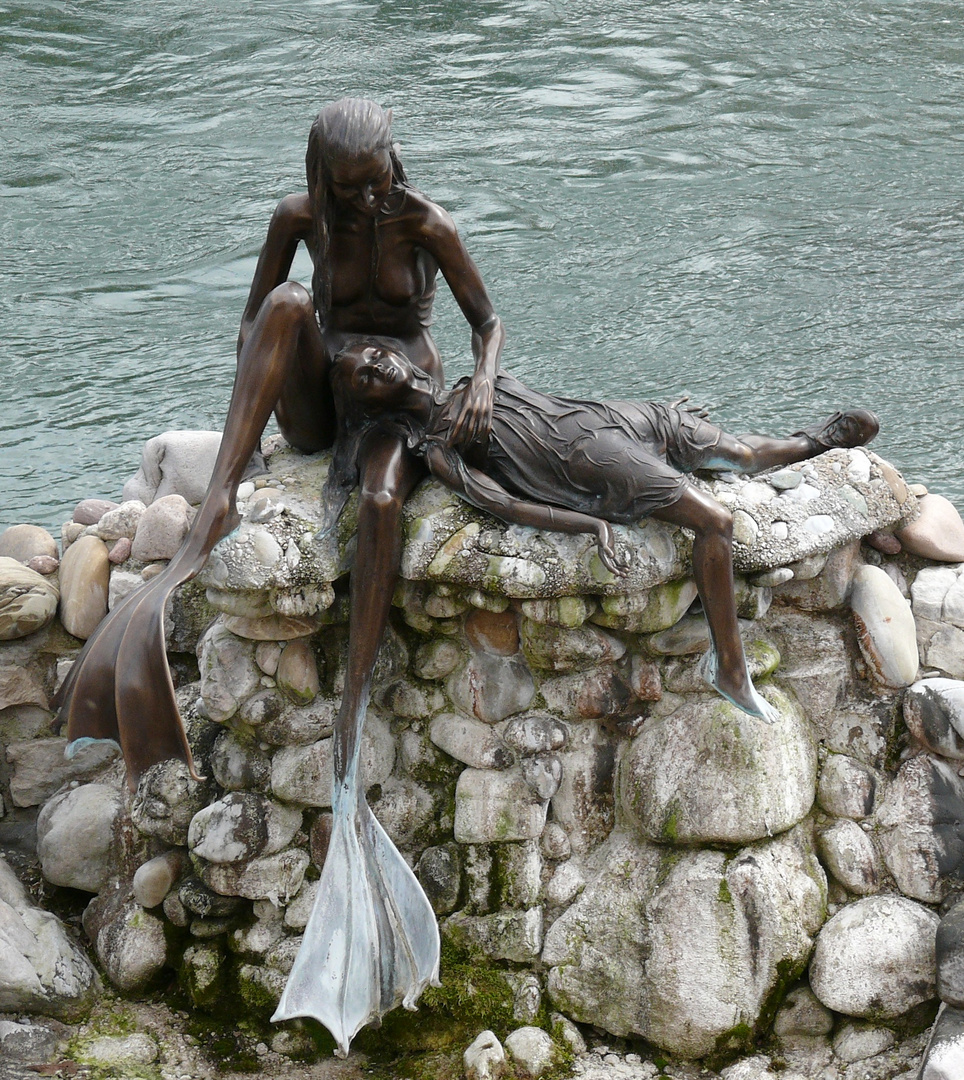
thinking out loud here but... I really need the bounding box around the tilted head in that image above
[332,339,419,412]
[305,99,409,319]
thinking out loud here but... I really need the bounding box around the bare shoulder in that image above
[403,189,458,243]
[271,192,312,238]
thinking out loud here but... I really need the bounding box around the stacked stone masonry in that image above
[3,433,964,1075]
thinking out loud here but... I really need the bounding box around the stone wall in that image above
[4,434,964,1074]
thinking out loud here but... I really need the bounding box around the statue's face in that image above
[349,344,412,406]
[328,149,393,216]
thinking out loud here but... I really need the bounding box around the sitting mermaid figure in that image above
[331,338,879,721]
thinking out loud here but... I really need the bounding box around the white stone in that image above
[545,861,586,907]
[37,784,122,894]
[816,754,877,819]
[550,722,617,854]
[809,895,938,1019]
[197,620,262,723]
[876,754,964,903]
[6,738,118,808]
[816,819,879,895]
[454,768,548,843]
[772,985,834,1037]
[107,569,143,611]
[921,1005,964,1080]
[504,1026,559,1078]
[850,564,919,688]
[132,851,185,908]
[445,907,543,962]
[92,500,146,542]
[200,848,309,904]
[0,523,57,562]
[91,899,168,993]
[429,714,513,770]
[464,1030,506,1080]
[904,678,964,759]
[123,430,223,506]
[619,687,816,845]
[79,1033,159,1070]
[447,651,536,724]
[0,857,100,1019]
[188,793,301,863]
[912,567,959,622]
[544,830,825,1058]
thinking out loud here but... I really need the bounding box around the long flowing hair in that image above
[305,98,409,326]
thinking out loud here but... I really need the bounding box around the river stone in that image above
[521,595,595,628]
[197,620,262,723]
[199,848,309,904]
[591,579,698,633]
[936,901,964,1008]
[188,792,301,863]
[503,714,568,756]
[91,500,145,542]
[876,754,964,903]
[550,721,617,854]
[37,784,123,893]
[504,1026,559,1078]
[545,860,586,908]
[832,1021,895,1063]
[6,737,118,808]
[619,687,816,845]
[132,850,185,909]
[454,767,548,843]
[521,754,562,800]
[809,895,938,1019]
[85,895,168,993]
[270,715,394,806]
[0,524,57,562]
[448,650,535,724]
[816,819,879,895]
[521,619,625,672]
[543,829,825,1058]
[850,564,919,688]
[210,729,271,791]
[444,906,543,962]
[920,1004,964,1080]
[464,1030,507,1080]
[78,1033,159,1071]
[895,494,964,562]
[0,858,100,1019]
[275,638,320,704]
[58,534,110,639]
[72,498,118,526]
[416,844,462,915]
[772,985,834,1038]
[816,753,877,819]
[130,493,192,561]
[123,430,224,506]
[0,557,59,640]
[257,695,337,747]
[130,759,208,846]
[430,714,513,770]
[904,679,964,760]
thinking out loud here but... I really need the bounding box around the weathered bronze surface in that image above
[53,99,878,1055]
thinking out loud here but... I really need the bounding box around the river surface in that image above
[2,0,963,533]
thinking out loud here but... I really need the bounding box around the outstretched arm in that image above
[424,444,627,575]
[237,193,313,356]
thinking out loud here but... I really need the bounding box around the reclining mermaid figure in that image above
[330,338,879,723]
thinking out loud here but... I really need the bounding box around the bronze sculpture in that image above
[56,98,503,786]
[52,97,880,1057]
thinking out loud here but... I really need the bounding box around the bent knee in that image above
[699,501,733,539]
[359,487,402,515]
[263,281,314,320]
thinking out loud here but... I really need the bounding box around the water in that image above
[3,0,963,534]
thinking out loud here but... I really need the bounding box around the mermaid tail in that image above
[272,791,440,1056]
[54,560,202,788]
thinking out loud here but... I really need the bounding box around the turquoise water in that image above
[2,0,963,532]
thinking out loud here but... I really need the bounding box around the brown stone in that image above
[223,612,325,640]
[59,534,110,640]
[276,639,320,704]
[465,607,520,656]
[72,498,118,526]
[895,494,964,562]
[0,524,58,563]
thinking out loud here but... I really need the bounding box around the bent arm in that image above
[424,444,625,574]
[420,206,504,445]
[237,193,312,357]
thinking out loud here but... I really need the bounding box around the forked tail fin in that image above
[272,796,440,1057]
